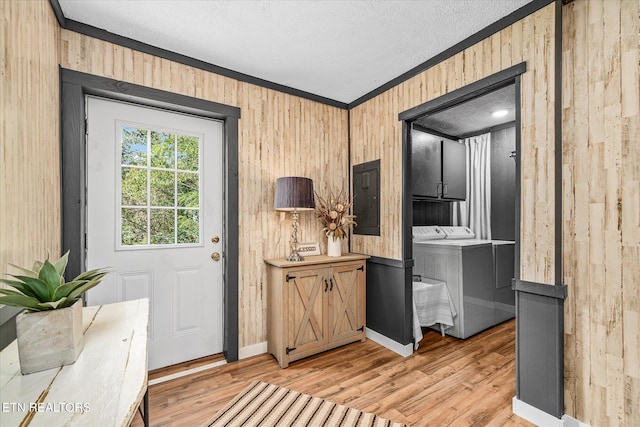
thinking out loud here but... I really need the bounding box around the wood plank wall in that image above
[350,5,557,286]
[58,31,349,348]
[0,1,61,277]
[7,3,639,423]
[562,1,640,425]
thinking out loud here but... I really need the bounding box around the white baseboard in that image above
[149,359,227,385]
[512,397,592,427]
[239,341,268,360]
[238,333,418,361]
[513,397,564,427]
[151,342,269,385]
[366,328,413,357]
[561,414,591,427]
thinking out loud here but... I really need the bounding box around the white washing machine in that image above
[412,226,515,338]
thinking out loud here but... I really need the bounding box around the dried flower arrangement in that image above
[315,189,357,240]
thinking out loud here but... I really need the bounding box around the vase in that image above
[327,236,342,257]
[15,299,84,374]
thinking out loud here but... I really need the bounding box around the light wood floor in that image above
[132,319,534,426]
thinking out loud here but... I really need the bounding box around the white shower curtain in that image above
[453,133,491,240]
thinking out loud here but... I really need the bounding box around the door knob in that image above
[211,236,220,244]
[211,252,221,261]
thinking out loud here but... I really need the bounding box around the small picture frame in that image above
[296,242,321,256]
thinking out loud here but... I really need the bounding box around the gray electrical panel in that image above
[353,159,380,236]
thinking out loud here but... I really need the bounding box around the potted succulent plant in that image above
[0,251,108,374]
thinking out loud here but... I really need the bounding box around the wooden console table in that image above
[0,299,149,426]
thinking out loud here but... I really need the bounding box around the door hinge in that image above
[286,274,296,282]
[357,326,364,332]
[286,346,296,355]
[357,266,364,271]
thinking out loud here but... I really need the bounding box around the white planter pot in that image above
[327,236,342,257]
[15,299,84,374]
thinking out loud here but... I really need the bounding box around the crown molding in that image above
[49,0,553,110]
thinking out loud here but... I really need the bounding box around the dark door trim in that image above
[399,61,527,403]
[399,60,568,420]
[60,68,240,362]
[398,62,527,122]
[399,62,526,262]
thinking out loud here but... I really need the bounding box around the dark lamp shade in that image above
[274,177,315,211]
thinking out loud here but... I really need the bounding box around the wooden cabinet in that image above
[265,254,368,368]
[411,128,466,200]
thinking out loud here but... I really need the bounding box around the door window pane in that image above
[177,209,199,244]
[150,169,175,207]
[151,131,175,169]
[177,135,199,171]
[177,172,199,207]
[122,208,148,245]
[118,125,202,248]
[121,167,147,206]
[122,127,147,166]
[150,209,175,245]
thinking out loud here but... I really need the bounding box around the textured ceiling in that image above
[58,0,533,104]
[415,84,516,137]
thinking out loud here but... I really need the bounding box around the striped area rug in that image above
[204,381,408,427]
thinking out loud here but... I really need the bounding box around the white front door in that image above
[86,96,224,370]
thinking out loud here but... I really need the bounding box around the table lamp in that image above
[274,176,315,261]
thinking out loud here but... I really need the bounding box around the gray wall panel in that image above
[515,284,565,418]
[366,259,413,345]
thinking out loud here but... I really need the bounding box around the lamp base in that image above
[287,251,304,262]
[287,209,304,262]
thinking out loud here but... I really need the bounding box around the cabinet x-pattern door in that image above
[330,264,365,342]
[287,268,328,354]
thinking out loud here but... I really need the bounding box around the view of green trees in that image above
[120,127,201,246]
